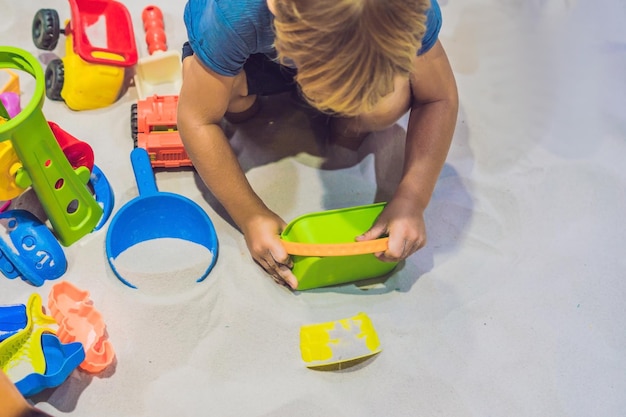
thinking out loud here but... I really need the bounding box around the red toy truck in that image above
[130,94,192,168]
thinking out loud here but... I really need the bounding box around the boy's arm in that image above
[1,369,29,417]
[0,370,53,417]
[359,40,458,261]
[177,56,297,288]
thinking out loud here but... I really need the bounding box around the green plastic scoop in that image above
[281,202,398,290]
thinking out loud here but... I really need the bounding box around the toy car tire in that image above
[130,103,138,147]
[45,59,64,101]
[32,9,61,51]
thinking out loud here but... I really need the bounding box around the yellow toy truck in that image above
[31,0,137,111]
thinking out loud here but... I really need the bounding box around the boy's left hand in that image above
[356,198,426,262]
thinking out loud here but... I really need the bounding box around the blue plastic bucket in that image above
[105,148,218,288]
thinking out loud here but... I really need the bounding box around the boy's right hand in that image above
[242,212,298,290]
[179,56,296,290]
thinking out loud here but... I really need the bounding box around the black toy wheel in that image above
[45,59,64,101]
[32,9,60,50]
[130,103,138,147]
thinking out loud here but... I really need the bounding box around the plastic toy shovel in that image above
[105,148,218,288]
[133,5,182,99]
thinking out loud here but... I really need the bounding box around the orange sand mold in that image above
[48,281,115,373]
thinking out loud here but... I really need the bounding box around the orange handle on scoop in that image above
[281,237,389,257]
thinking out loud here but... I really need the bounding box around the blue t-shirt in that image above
[184,0,442,77]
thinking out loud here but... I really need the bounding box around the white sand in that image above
[1,1,626,416]
[111,238,214,297]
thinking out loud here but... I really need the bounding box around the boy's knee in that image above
[357,113,401,133]
[328,117,369,150]
[225,95,261,123]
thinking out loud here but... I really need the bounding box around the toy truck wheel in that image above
[45,59,64,101]
[131,103,138,147]
[32,9,60,50]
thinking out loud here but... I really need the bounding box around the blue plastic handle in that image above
[130,148,158,197]
[91,165,115,231]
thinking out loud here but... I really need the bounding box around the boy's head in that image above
[271,0,431,116]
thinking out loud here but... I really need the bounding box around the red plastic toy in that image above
[33,0,137,67]
[32,0,138,110]
[131,95,192,168]
[142,5,166,55]
[48,122,95,172]
[130,6,187,168]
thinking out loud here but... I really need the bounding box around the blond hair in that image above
[272,0,431,116]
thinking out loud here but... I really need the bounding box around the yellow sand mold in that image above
[300,312,381,369]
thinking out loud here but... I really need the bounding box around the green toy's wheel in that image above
[45,59,64,101]
[130,103,138,147]
[32,9,60,51]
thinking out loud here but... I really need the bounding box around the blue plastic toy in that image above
[90,165,114,231]
[0,209,67,286]
[0,304,27,342]
[0,295,85,397]
[15,333,85,397]
[105,148,218,288]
